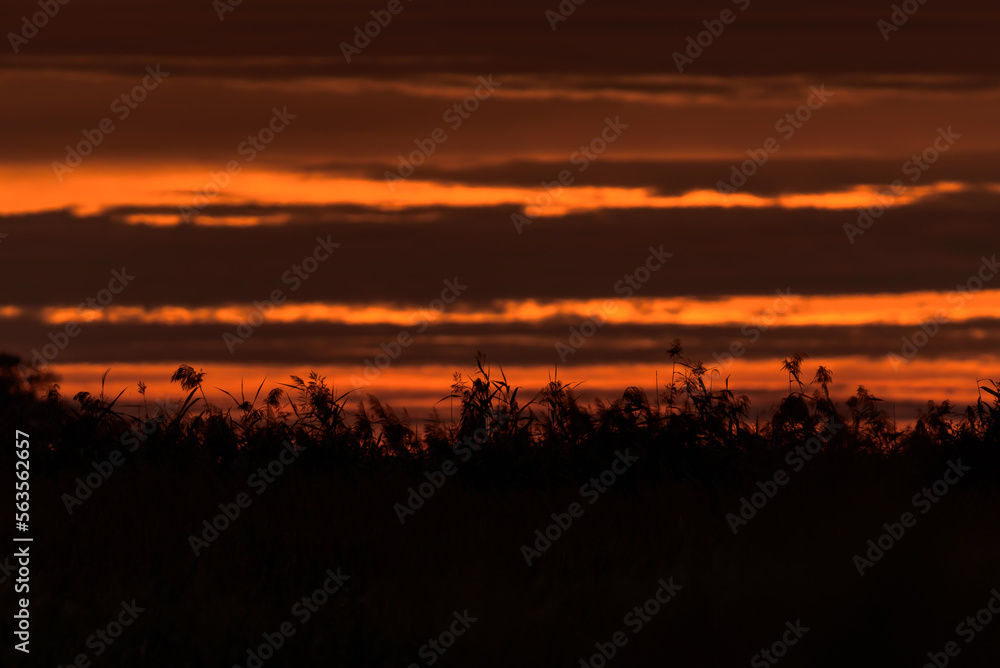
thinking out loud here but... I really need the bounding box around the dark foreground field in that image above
[4,353,1000,667]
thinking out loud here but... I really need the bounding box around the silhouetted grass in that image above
[3,347,1000,667]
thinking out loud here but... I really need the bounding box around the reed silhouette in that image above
[3,347,1000,667]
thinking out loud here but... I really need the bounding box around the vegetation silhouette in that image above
[8,345,1000,469]
[3,346,1000,667]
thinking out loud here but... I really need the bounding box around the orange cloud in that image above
[24,289,1000,328]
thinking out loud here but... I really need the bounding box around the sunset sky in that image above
[2,0,999,418]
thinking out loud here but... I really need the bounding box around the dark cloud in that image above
[2,0,999,77]
[3,317,996,369]
[3,68,998,166]
[306,153,1000,197]
[2,197,998,306]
